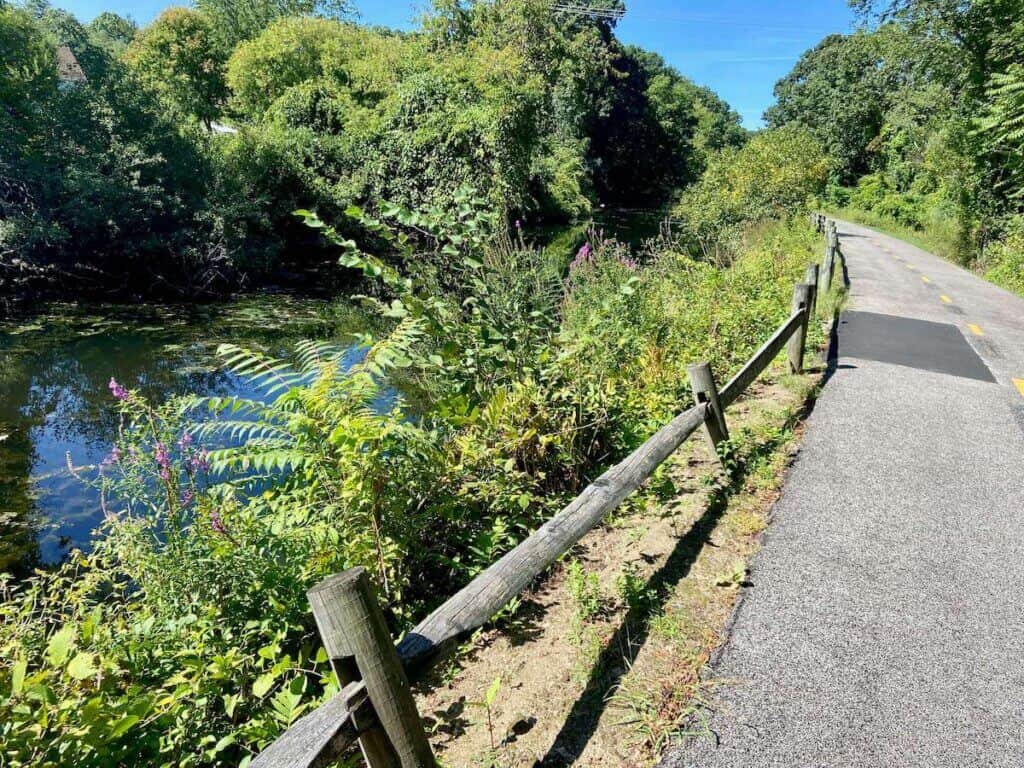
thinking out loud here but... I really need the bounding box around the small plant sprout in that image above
[469,675,503,754]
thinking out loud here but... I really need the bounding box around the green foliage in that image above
[195,0,354,48]
[981,217,1024,296]
[2,0,751,308]
[124,7,228,129]
[772,1,1024,286]
[0,186,824,765]
[1,2,240,304]
[85,12,136,57]
[674,126,829,257]
[566,559,604,625]
[766,27,928,184]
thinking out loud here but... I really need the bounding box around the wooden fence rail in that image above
[253,216,845,768]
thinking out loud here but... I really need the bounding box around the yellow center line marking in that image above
[940,294,953,304]
[1015,379,1024,398]
[906,263,916,270]
[921,276,931,284]
[968,323,984,337]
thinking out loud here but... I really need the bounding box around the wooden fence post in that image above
[687,361,728,460]
[822,243,834,292]
[308,569,435,768]
[805,263,820,316]
[787,283,812,374]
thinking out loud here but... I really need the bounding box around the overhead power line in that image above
[551,3,626,21]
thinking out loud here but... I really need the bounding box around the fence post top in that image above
[686,360,712,374]
[308,567,369,600]
[792,282,812,305]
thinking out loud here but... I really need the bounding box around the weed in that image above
[616,563,656,613]
[566,559,604,626]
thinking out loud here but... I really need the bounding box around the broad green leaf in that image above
[10,658,26,695]
[66,652,97,680]
[252,672,276,698]
[46,625,75,667]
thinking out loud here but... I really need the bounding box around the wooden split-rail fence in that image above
[253,215,846,768]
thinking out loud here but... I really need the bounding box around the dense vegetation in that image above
[766,0,1024,294]
[0,0,853,765]
[0,152,829,768]
[0,0,744,308]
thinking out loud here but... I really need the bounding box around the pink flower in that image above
[108,378,129,401]
[99,446,121,471]
[178,432,193,451]
[189,449,210,473]
[210,509,227,536]
[154,442,171,481]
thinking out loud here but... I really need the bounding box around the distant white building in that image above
[209,122,239,135]
[56,46,86,88]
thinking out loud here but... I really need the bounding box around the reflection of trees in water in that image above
[0,373,42,575]
[0,296,372,574]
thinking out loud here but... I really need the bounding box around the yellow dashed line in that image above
[940,295,953,304]
[905,263,916,270]
[921,276,931,284]
[968,324,984,337]
[1014,379,1024,398]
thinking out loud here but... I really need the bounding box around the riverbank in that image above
[0,294,378,574]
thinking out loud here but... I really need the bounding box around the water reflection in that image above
[0,296,376,574]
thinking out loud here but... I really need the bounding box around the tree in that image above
[195,0,353,48]
[675,125,829,253]
[849,0,1021,93]
[765,28,924,183]
[87,12,137,57]
[124,8,227,129]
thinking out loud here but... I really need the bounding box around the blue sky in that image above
[56,0,858,127]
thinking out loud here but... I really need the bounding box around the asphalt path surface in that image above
[661,220,1024,768]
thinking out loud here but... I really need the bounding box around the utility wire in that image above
[551,4,626,21]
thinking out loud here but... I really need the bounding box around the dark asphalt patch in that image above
[838,310,996,383]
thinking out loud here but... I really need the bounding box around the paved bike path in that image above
[662,220,1024,767]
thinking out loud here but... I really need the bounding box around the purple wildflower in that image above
[189,449,211,474]
[178,432,193,451]
[99,445,121,471]
[569,242,594,275]
[515,219,522,230]
[108,378,129,401]
[181,488,194,506]
[154,442,171,482]
[210,509,227,536]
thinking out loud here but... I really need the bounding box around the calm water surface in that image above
[0,296,376,573]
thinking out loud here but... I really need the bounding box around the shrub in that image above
[982,216,1024,296]
[674,126,829,258]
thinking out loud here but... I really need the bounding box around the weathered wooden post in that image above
[805,263,820,316]
[308,568,435,768]
[687,361,728,460]
[787,283,812,374]
[822,242,834,292]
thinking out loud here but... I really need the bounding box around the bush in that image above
[674,126,828,259]
[982,217,1024,296]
